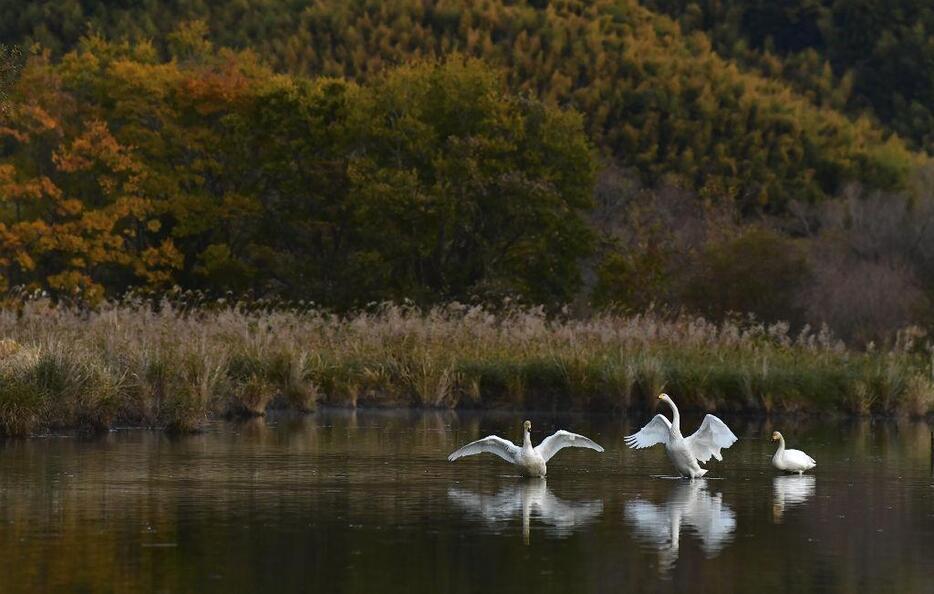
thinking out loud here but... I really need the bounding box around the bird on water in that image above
[770,431,816,474]
[625,393,738,478]
[447,420,604,477]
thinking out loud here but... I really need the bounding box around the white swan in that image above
[448,479,604,543]
[771,431,816,474]
[447,420,604,477]
[625,393,738,478]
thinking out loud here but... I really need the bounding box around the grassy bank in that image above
[0,300,932,436]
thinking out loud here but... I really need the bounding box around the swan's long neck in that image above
[665,398,682,436]
[775,435,786,457]
[523,428,532,448]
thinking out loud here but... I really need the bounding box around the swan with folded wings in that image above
[447,420,604,477]
[625,393,738,478]
[770,431,816,474]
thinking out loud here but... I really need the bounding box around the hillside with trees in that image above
[5,1,931,155]
[641,0,934,153]
[0,1,932,342]
[0,1,921,209]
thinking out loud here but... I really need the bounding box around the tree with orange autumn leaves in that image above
[0,31,596,305]
[0,51,182,301]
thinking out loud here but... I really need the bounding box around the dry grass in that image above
[0,299,932,436]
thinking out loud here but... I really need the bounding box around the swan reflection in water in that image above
[625,480,736,574]
[448,479,604,544]
[772,474,816,523]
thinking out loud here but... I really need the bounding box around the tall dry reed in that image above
[0,300,931,436]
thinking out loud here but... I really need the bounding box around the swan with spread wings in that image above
[447,420,604,477]
[625,393,738,478]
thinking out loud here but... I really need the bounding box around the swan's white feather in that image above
[534,430,605,462]
[771,432,817,473]
[624,414,672,449]
[625,395,738,477]
[780,448,817,470]
[785,450,817,468]
[685,415,739,463]
[447,427,603,476]
[447,435,520,463]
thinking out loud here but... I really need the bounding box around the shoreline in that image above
[5,403,933,441]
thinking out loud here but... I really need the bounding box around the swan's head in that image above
[523,420,531,432]
[657,393,672,404]
[771,431,782,441]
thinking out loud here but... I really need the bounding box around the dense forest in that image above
[1,0,932,343]
[641,0,934,153]
[1,43,594,305]
[0,1,922,204]
[3,1,931,154]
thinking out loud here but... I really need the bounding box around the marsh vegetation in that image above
[0,300,932,436]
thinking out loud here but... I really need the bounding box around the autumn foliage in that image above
[0,9,930,336]
[0,35,594,304]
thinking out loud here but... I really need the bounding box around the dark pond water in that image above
[1,410,932,593]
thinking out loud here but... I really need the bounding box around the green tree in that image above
[345,58,595,303]
[1,38,596,306]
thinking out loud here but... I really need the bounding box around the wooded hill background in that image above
[1,0,932,342]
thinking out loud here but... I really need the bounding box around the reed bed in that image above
[0,300,932,436]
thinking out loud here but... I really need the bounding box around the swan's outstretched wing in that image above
[625,414,672,449]
[685,415,738,462]
[534,430,605,462]
[447,436,520,463]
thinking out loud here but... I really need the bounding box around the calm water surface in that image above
[1,410,933,593]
